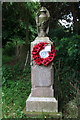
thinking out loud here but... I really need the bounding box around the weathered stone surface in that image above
[26,95,58,112]
[36,7,50,37]
[31,37,52,52]
[31,87,54,97]
[26,36,58,113]
[30,37,54,98]
[31,64,53,87]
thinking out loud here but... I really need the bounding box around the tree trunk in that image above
[16,44,27,62]
[16,8,29,65]
[78,105,80,118]
[70,3,79,34]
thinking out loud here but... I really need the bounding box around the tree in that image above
[40,2,80,34]
[2,2,40,63]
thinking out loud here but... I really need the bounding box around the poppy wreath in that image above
[32,42,56,66]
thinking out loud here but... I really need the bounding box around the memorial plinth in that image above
[26,37,58,112]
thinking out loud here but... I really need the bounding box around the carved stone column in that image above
[26,7,58,113]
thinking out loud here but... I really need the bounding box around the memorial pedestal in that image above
[26,95,58,112]
[26,37,58,113]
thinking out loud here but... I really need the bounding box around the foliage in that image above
[51,31,80,112]
[41,2,80,34]
[2,64,31,118]
[2,2,40,56]
[2,2,39,43]
[49,26,71,39]
[2,41,16,56]
[63,99,78,118]
[2,3,40,117]
[2,55,15,65]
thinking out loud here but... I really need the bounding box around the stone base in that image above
[31,87,54,97]
[26,94,58,112]
[23,108,62,119]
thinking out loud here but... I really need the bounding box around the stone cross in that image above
[26,7,58,113]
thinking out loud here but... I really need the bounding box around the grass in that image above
[2,80,31,117]
[2,62,31,118]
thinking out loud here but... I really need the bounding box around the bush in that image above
[3,41,15,56]
[53,34,80,112]
[63,99,78,118]
[2,64,31,118]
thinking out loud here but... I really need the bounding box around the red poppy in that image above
[32,42,56,66]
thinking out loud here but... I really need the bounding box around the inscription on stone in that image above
[32,65,52,87]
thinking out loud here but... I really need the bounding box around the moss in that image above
[23,108,62,119]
